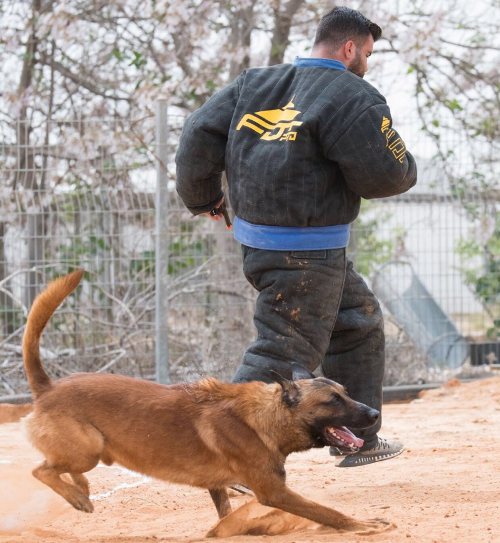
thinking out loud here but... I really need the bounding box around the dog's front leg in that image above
[208,488,232,519]
[254,481,390,533]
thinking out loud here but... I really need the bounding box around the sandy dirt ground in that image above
[0,376,499,543]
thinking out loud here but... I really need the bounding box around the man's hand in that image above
[202,198,232,229]
[201,197,223,221]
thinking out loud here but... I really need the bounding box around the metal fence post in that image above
[155,99,170,384]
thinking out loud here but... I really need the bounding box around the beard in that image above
[347,50,365,78]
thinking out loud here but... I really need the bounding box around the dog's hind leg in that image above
[26,414,104,511]
[33,461,95,512]
[209,488,232,519]
[70,473,90,497]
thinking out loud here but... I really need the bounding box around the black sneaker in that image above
[330,437,404,467]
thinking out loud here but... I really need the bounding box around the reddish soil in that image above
[0,376,499,543]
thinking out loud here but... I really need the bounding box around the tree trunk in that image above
[17,0,51,309]
[268,0,304,66]
[228,1,257,79]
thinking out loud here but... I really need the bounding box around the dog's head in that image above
[272,364,379,453]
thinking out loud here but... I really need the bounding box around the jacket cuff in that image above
[186,192,224,216]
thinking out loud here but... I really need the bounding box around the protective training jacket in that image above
[176,58,417,250]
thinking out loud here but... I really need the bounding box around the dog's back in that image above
[29,370,279,485]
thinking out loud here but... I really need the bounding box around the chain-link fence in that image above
[0,105,498,397]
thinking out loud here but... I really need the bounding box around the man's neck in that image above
[309,44,346,64]
[309,43,348,66]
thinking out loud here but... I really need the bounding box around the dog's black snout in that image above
[349,400,381,428]
[367,408,380,424]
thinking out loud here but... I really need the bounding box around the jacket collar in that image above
[293,57,346,71]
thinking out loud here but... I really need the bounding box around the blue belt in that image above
[233,217,350,251]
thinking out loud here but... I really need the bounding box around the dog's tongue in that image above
[336,426,364,448]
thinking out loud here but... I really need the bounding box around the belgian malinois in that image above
[23,270,391,535]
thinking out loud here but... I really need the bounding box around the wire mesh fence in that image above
[0,106,498,397]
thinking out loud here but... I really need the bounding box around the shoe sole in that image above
[336,447,404,468]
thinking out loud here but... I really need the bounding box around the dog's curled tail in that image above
[22,269,85,398]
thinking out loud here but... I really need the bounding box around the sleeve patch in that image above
[381,116,406,163]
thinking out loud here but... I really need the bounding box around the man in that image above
[176,7,417,467]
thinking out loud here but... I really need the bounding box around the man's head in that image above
[312,6,382,78]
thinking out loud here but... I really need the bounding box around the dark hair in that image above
[313,6,382,49]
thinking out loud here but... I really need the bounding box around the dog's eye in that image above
[329,393,341,404]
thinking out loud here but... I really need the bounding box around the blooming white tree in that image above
[1,0,497,170]
[0,0,498,361]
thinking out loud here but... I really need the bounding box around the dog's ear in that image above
[281,380,301,408]
[290,363,315,381]
[269,370,301,408]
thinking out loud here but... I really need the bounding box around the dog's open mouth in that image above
[325,426,364,453]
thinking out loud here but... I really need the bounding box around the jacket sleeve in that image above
[326,99,417,199]
[175,76,242,215]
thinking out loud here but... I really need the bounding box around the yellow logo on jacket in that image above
[236,99,303,141]
[381,116,406,163]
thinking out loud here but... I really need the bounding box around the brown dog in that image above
[23,270,391,534]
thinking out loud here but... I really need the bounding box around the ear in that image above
[269,370,301,408]
[343,39,356,61]
[290,363,315,380]
[280,380,301,408]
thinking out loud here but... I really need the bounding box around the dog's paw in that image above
[68,492,94,513]
[351,518,396,535]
